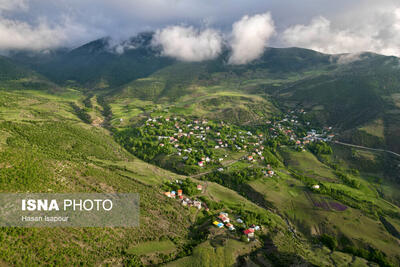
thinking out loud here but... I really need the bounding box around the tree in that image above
[320,234,337,250]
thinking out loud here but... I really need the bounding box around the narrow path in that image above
[331,141,400,158]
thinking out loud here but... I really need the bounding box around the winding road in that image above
[331,141,400,158]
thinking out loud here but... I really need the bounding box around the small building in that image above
[197,184,203,191]
[236,218,244,224]
[193,201,202,209]
[177,189,183,196]
[164,192,171,198]
[226,223,235,231]
[243,228,255,235]
[213,221,220,227]
[248,155,254,161]
[198,161,204,167]
[218,214,230,223]
[312,184,320,190]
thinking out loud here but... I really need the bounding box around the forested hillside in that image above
[1,36,400,266]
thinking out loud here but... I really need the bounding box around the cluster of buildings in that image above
[266,109,335,151]
[303,129,335,143]
[144,116,269,167]
[163,184,208,210]
[164,189,184,199]
[213,212,235,231]
[144,116,282,180]
[212,212,262,241]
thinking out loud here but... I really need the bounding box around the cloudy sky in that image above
[1,0,400,63]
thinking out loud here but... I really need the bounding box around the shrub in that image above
[319,234,337,250]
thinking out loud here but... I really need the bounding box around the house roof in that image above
[243,229,252,235]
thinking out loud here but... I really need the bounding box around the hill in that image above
[10,33,175,89]
[0,55,56,92]
[2,36,400,266]
[0,89,315,266]
[272,52,400,153]
[0,89,196,265]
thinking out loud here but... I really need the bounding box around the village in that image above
[128,107,335,171]
[265,108,335,152]
[163,179,262,242]
[118,108,335,243]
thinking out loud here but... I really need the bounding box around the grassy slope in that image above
[11,44,400,151]
[0,89,295,266]
[111,62,278,126]
[103,55,400,266]
[0,89,195,266]
[166,239,251,267]
[245,146,400,264]
[274,54,400,153]
[2,46,400,266]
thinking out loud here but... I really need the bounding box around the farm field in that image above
[127,240,177,255]
[279,147,338,182]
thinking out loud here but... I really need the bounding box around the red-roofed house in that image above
[243,228,255,238]
[218,214,230,223]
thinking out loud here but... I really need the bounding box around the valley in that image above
[0,41,400,266]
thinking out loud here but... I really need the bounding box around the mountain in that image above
[272,53,400,152]
[0,55,58,92]
[1,35,400,266]
[10,32,175,89]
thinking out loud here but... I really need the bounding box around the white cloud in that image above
[281,9,400,57]
[228,12,275,64]
[0,0,27,12]
[1,1,400,60]
[152,25,223,61]
[0,16,98,51]
[334,52,367,64]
